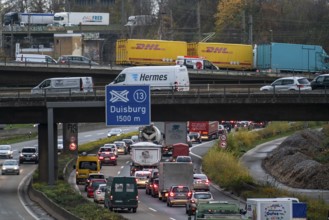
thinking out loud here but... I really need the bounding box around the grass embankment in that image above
[32,131,138,220]
[202,121,329,219]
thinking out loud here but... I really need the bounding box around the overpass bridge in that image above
[0,77,325,185]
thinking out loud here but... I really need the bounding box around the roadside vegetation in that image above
[202,121,329,219]
[32,131,138,220]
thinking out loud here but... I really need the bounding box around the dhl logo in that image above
[202,47,231,53]
[132,44,164,50]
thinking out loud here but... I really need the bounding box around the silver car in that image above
[107,128,123,137]
[260,76,312,91]
[185,191,214,215]
[1,159,20,175]
[93,183,106,204]
[0,145,13,159]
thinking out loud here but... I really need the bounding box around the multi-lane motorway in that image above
[0,126,246,220]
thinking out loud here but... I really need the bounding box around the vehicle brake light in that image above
[191,199,196,203]
[178,185,183,188]
[205,180,210,185]
[110,195,113,200]
[99,156,104,160]
[188,191,192,197]
[110,156,116,159]
[136,195,139,200]
[153,184,158,188]
[169,192,175,197]
[297,84,304,88]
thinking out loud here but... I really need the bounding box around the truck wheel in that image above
[133,208,137,213]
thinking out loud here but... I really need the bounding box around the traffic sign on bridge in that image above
[105,85,151,126]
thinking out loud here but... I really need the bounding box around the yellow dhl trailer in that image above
[116,39,187,66]
[187,42,253,70]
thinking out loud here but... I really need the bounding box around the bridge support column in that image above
[38,123,58,184]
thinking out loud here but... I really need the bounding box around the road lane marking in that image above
[148,207,157,212]
[84,135,92,138]
[18,169,38,220]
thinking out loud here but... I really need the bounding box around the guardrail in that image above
[0,84,328,100]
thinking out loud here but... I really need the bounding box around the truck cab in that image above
[176,56,219,70]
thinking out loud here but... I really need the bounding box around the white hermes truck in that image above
[110,65,190,91]
[245,198,307,220]
[53,12,110,26]
[158,162,194,201]
[130,142,162,176]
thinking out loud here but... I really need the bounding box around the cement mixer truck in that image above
[138,124,163,144]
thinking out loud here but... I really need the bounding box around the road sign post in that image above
[105,85,151,126]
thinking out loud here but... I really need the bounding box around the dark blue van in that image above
[104,176,138,213]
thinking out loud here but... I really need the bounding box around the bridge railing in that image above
[0,84,327,101]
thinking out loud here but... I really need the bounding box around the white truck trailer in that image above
[130,142,162,176]
[245,198,307,220]
[158,162,194,201]
[53,12,110,26]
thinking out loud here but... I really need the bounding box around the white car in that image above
[0,145,13,159]
[1,159,20,175]
[260,76,312,91]
[107,128,123,137]
[93,183,106,204]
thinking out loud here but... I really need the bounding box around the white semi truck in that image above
[53,12,110,26]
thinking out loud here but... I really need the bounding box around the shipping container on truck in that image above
[255,42,329,73]
[171,143,189,161]
[116,39,187,66]
[158,162,193,201]
[187,42,253,70]
[53,12,110,26]
[188,121,219,141]
[245,198,307,220]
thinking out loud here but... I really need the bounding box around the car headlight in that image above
[2,167,6,170]
[14,166,19,170]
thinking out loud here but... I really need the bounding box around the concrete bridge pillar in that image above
[38,123,58,183]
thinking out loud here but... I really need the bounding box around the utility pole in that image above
[248,15,253,45]
[196,0,201,41]
[0,0,2,51]
[121,0,125,37]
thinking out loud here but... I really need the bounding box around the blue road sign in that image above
[105,85,151,126]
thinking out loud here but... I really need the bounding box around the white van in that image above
[110,65,190,91]
[31,77,94,95]
[16,54,57,64]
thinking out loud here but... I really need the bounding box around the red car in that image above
[86,179,107,198]
[98,152,117,166]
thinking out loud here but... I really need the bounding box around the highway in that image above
[70,140,246,220]
[0,126,137,220]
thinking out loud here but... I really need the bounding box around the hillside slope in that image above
[263,129,329,189]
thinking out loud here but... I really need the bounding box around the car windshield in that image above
[111,129,121,133]
[100,147,114,152]
[90,175,104,179]
[4,160,17,165]
[22,148,36,153]
[177,157,191,162]
[298,78,310,84]
[115,142,125,147]
[195,193,212,199]
[135,172,150,178]
[194,175,207,180]
[0,146,10,150]
[173,186,189,193]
